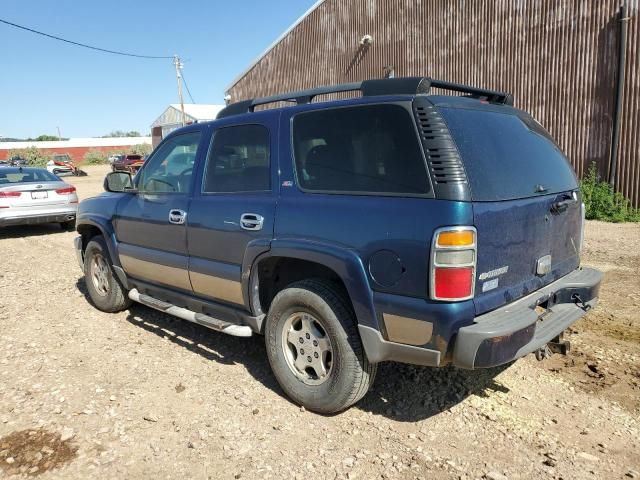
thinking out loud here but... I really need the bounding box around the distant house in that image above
[151,104,225,146]
[0,137,152,162]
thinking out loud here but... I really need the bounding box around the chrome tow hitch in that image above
[535,333,571,361]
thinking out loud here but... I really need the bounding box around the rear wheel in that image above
[83,237,131,312]
[265,279,377,413]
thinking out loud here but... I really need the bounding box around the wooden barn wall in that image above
[227,0,640,206]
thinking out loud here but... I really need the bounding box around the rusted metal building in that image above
[225,0,640,206]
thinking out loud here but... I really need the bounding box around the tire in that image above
[60,220,75,231]
[83,237,132,312]
[265,279,377,413]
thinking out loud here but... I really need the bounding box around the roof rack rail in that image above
[217,77,513,118]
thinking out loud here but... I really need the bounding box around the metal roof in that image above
[151,104,226,128]
[169,104,226,120]
[223,0,327,94]
[0,137,152,151]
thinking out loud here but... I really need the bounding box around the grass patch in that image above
[580,163,640,222]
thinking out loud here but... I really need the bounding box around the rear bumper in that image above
[0,209,77,227]
[359,267,602,368]
[452,267,602,369]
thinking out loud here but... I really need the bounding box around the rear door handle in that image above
[168,209,187,225]
[240,213,264,231]
[551,193,578,214]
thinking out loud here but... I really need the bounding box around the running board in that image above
[128,288,252,337]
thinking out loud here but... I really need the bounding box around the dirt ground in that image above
[0,165,638,480]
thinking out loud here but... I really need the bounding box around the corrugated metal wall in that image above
[227,0,640,206]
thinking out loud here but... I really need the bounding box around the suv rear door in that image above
[438,105,582,315]
[186,115,278,308]
[114,129,204,292]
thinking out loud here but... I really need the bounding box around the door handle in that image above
[168,209,187,225]
[240,213,264,231]
[551,193,578,214]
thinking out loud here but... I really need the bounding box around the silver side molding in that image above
[128,288,252,337]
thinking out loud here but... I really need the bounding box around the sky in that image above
[0,0,318,139]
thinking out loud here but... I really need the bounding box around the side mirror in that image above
[104,171,136,193]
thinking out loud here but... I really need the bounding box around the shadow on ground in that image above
[75,277,512,421]
[0,223,68,239]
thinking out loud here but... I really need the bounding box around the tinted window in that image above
[293,104,430,195]
[0,168,59,184]
[439,108,578,201]
[138,132,200,194]
[203,125,270,193]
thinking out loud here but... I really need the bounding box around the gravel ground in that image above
[0,165,638,480]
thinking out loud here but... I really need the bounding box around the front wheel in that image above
[83,237,132,312]
[265,279,377,413]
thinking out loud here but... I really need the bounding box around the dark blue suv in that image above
[74,77,602,413]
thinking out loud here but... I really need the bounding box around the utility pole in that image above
[173,55,186,127]
[56,126,62,141]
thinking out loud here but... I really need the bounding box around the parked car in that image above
[0,167,78,229]
[111,154,144,173]
[0,160,10,167]
[47,154,74,176]
[74,77,602,413]
[9,156,27,166]
[108,154,124,165]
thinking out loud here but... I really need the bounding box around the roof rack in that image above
[217,77,514,118]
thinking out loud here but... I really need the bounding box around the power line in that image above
[181,70,196,103]
[0,18,173,59]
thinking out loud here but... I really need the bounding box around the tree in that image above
[83,149,108,165]
[130,144,152,156]
[5,147,50,166]
[33,135,61,141]
[102,130,143,138]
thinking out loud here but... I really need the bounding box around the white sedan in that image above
[0,167,78,229]
[46,159,74,176]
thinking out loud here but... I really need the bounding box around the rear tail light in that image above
[0,191,20,207]
[430,227,477,301]
[55,186,76,195]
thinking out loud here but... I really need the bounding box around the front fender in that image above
[245,238,379,331]
[76,194,124,268]
[76,214,120,267]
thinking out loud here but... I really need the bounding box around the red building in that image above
[0,137,152,162]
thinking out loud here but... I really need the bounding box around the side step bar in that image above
[128,288,252,337]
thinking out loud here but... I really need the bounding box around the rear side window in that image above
[439,108,578,201]
[203,125,270,193]
[293,104,430,195]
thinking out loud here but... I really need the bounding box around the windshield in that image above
[439,107,578,201]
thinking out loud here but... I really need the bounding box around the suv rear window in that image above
[292,104,430,195]
[439,107,578,201]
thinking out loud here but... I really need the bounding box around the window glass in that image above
[138,132,201,194]
[439,107,578,201]
[292,104,430,194]
[203,125,270,193]
[0,168,59,184]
